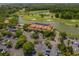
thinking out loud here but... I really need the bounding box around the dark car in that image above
[31,51,36,56]
[0,49,7,53]
[0,49,3,52]
[45,49,50,56]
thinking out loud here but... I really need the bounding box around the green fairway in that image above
[22,15,52,22]
[22,14,79,26]
[19,12,79,38]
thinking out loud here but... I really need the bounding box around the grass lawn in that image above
[57,19,79,26]
[22,14,53,22]
[67,33,79,39]
[20,14,79,38]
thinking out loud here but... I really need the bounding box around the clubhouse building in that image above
[27,23,54,31]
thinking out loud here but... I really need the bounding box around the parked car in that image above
[0,49,7,53]
[45,49,50,56]
[31,51,36,56]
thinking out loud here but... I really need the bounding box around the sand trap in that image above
[71,20,76,22]
[31,18,36,21]
[4,20,9,23]
[46,19,51,21]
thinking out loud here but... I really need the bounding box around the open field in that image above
[19,13,79,39]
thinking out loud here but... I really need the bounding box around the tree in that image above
[5,40,12,48]
[42,31,55,38]
[60,32,67,39]
[66,46,73,54]
[31,31,39,39]
[15,35,26,49]
[23,42,35,56]
[33,39,39,44]
[1,30,12,37]
[67,40,70,46]
[58,43,67,55]
[44,40,52,49]
[0,52,10,56]
[55,13,59,18]
[61,12,73,19]
[9,15,18,26]
[74,12,79,19]
[75,24,78,28]
[58,43,73,56]
[0,20,4,29]
[63,46,73,56]
[16,29,22,37]
[0,33,3,41]
[51,15,53,18]
[40,14,44,18]
[23,24,29,31]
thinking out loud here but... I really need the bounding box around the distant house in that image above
[27,23,54,31]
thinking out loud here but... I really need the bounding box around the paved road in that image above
[54,31,60,44]
[50,41,58,56]
[9,38,24,56]
[50,46,57,56]
[35,43,47,55]
[50,31,60,56]
[23,31,32,41]
[0,44,6,49]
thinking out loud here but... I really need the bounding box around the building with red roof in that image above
[27,23,54,31]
